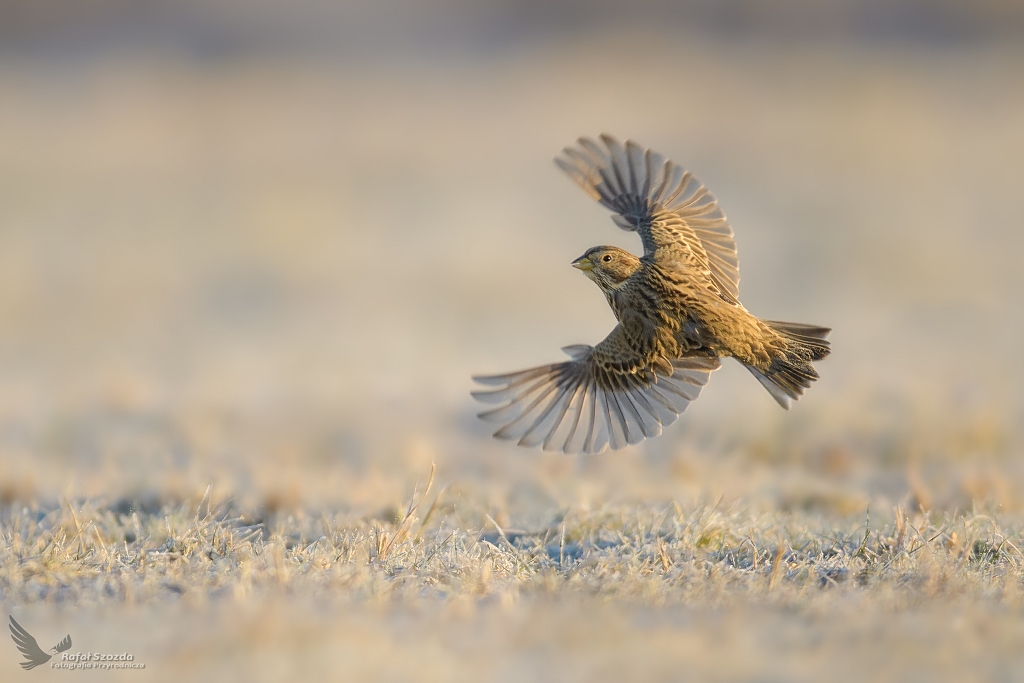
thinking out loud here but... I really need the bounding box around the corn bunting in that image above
[473,134,830,453]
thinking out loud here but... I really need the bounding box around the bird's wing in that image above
[9,617,51,670]
[555,133,740,301]
[472,326,720,454]
[54,634,72,653]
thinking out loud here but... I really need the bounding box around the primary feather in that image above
[556,134,740,301]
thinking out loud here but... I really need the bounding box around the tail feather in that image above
[746,320,831,409]
[762,320,831,358]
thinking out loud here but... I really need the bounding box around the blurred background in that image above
[3,3,1024,681]
[1,0,1023,518]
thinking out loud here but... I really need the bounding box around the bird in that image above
[9,616,72,670]
[472,134,831,454]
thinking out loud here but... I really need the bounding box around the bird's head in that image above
[572,246,641,292]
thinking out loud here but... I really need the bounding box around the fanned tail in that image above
[745,320,831,409]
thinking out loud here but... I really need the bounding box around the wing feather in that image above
[608,379,639,443]
[649,158,675,205]
[614,377,652,442]
[624,386,661,439]
[518,381,574,448]
[590,388,611,453]
[490,381,560,439]
[549,381,586,452]
[576,382,598,453]
[645,381,684,419]
[556,134,741,300]
[472,327,718,454]
[605,388,628,449]
[627,385,668,433]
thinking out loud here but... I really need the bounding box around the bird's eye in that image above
[602,254,613,263]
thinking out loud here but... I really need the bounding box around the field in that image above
[2,3,1024,681]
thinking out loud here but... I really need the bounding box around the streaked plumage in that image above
[473,134,831,453]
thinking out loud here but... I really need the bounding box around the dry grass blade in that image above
[419,483,449,531]
[893,505,907,556]
[768,537,787,592]
[955,533,979,573]
[378,464,435,562]
[66,502,88,558]
[484,513,521,574]
[657,538,672,571]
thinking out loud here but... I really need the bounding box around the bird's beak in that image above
[572,256,594,272]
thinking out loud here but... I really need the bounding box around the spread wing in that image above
[472,327,720,454]
[9,616,52,670]
[555,133,740,301]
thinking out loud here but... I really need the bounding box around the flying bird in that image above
[472,134,830,453]
[9,616,72,670]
